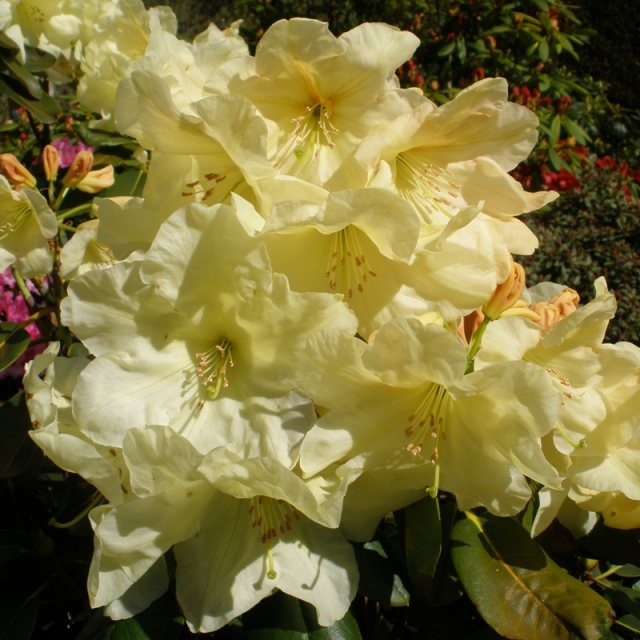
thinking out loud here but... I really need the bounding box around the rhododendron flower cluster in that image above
[2,2,639,634]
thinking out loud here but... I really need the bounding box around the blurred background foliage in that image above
[145,0,640,344]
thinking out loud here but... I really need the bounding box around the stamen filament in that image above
[325,227,376,298]
[396,152,462,228]
[195,338,234,399]
[249,496,301,580]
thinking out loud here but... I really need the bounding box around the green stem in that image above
[129,166,145,196]
[465,316,491,374]
[613,617,640,635]
[10,265,35,307]
[52,186,70,212]
[591,564,625,583]
[49,493,103,529]
[56,202,92,222]
[58,223,77,234]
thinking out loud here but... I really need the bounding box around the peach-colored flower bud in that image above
[0,153,37,189]
[76,166,115,194]
[529,288,580,330]
[62,150,94,187]
[457,308,485,344]
[42,145,60,182]
[483,261,526,320]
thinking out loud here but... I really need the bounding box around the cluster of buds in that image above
[1,145,114,198]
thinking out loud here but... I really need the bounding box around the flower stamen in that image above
[290,100,339,157]
[195,338,234,399]
[403,383,450,496]
[0,202,31,241]
[249,496,301,580]
[396,153,463,228]
[325,227,377,299]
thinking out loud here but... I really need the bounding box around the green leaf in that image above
[561,116,591,144]
[539,38,550,62]
[98,168,146,198]
[438,41,456,57]
[0,392,42,478]
[355,540,410,607]
[22,46,57,72]
[451,511,614,640]
[0,75,60,123]
[550,114,562,143]
[456,36,467,63]
[616,614,640,634]
[0,323,31,373]
[101,593,184,640]
[243,591,362,639]
[404,496,442,605]
[606,584,640,619]
[532,0,550,11]
[77,123,135,148]
[548,147,563,171]
[1,54,42,98]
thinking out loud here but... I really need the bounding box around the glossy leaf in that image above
[0,54,42,98]
[0,323,31,373]
[243,591,362,639]
[0,75,60,123]
[355,540,410,607]
[404,496,441,606]
[451,511,614,640]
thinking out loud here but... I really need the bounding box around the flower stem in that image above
[49,493,103,529]
[56,201,91,221]
[465,316,491,374]
[11,265,34,307]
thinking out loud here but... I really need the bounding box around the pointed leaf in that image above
[0,323,31,373]
[355,540,410,607]
[1,54,42,98]
[0,75,60,123]
[404,496,442,605]
[451,511,614,640]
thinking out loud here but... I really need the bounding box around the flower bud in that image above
[42,145,60,182]
[529,288,580,330]
[0,153,37,189]
[483,260,526,320]
[76,165,115,194]
[61,150,94,188]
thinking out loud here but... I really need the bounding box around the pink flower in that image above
[51,138,95,168]
[0,268,45,380]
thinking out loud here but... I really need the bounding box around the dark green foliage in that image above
[522,163,640,344]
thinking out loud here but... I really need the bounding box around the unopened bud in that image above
[457,308,484,344]
[0,153,37,189]
[529,288,580,330]
[62,150,94,188]
[42,145,60,181]
[76,165,115,194]
[483,261,526,320]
